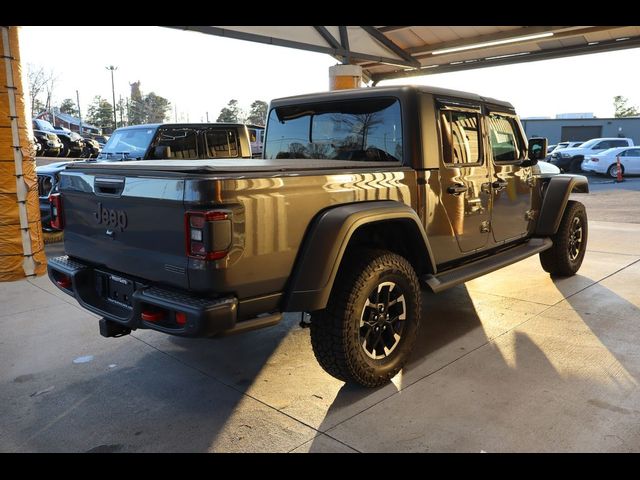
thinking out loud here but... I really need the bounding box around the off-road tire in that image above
[569,157,583,173]
[310,249,421,387]
[59,140,70,157]
[540,200,587,276]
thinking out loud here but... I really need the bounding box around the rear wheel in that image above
[310,249,421,387]
[540,200,587,276]
[607,163,624,178]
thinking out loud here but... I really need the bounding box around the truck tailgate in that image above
[60,170,189,289]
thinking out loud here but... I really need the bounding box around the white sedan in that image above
[582,146,640,177]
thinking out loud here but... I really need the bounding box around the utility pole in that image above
[76,90,82,134]
[118,94,123,126]
[174,103,177,122]
[106,65,118,130]
[206,111,209,122]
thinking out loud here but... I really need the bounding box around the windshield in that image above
[579,139,599,148]
[34,119,55,131]
[98,127,155,160]
[264,97,403,162]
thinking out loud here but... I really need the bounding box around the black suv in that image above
[33,119,85,157]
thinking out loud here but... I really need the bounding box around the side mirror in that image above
[523,137,547,166]
[153,145,171,159]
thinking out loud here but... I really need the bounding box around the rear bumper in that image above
[47,255,237,337]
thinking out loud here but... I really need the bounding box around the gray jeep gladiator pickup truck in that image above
[47,85,588,387]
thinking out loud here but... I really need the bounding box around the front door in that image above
[486,112,532,243]
[437,106,492,253]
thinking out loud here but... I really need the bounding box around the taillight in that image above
[49,193,64,230]
[185,210,231,260]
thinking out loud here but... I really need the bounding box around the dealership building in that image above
[521,115,640,145]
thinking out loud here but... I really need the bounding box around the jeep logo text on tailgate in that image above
[95,202,128,231]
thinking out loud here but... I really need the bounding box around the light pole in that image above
[106,65,118,130]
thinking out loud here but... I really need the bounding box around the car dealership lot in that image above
[1,182,639,452]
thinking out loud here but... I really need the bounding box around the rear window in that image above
[264,97,403,162]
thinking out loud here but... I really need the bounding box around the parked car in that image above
[549,137,634,173]
[33,128,63,157]
[582,146,640,177]
[89,134,110,148]
[36,122,252,231]
[550,141,583,153]
[32,135,42,156]
[33,119,85,157]
[82,137,101,158]
[95,123,252,161]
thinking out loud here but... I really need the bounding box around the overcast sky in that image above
[18,26,640,122]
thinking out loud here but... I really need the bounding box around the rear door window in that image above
[205,129,239,158]
[440,110,481,165]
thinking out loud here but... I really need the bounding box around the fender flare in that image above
[535,174,589,236]
[282,200,435,312]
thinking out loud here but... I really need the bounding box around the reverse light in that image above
[185,210,231,261]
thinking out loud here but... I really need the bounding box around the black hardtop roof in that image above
[269,85,514,110]
[112,122,248,131]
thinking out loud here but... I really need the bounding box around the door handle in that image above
[492,180,508,192]
[447,183,468,195]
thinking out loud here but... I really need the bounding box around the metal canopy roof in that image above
[166,26,640,83]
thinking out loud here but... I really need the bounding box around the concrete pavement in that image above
[1,219,639,452]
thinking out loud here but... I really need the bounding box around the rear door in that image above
[486,111,532,243]
[621,147,640,173]
[60,169,189,289]
[436,102,491,253]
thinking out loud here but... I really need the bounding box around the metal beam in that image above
[338,26,350,63]
[377,26,410,33]
[164,26,418,68]
[360,26,420,67]
[371,35,640,82]
[313,26,341,50]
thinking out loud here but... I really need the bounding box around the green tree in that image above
[246,100,268,125]
[126,81,170,125]
[614,96,639,118]
[144,92,171,123]
[87,95,115,130]
[128,81,145,125]
[217,99,242,122]
[59,98,79,116]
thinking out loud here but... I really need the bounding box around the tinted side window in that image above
[154,128,199,159]
[488,114,522,163]
[623,148,640,156]
[205,129,239,158]
[611,140,628,147]
[440,110,481,165]
[593,141,607,149]
[265,98,403,162]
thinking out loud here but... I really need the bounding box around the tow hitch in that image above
[99,318,131,338]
